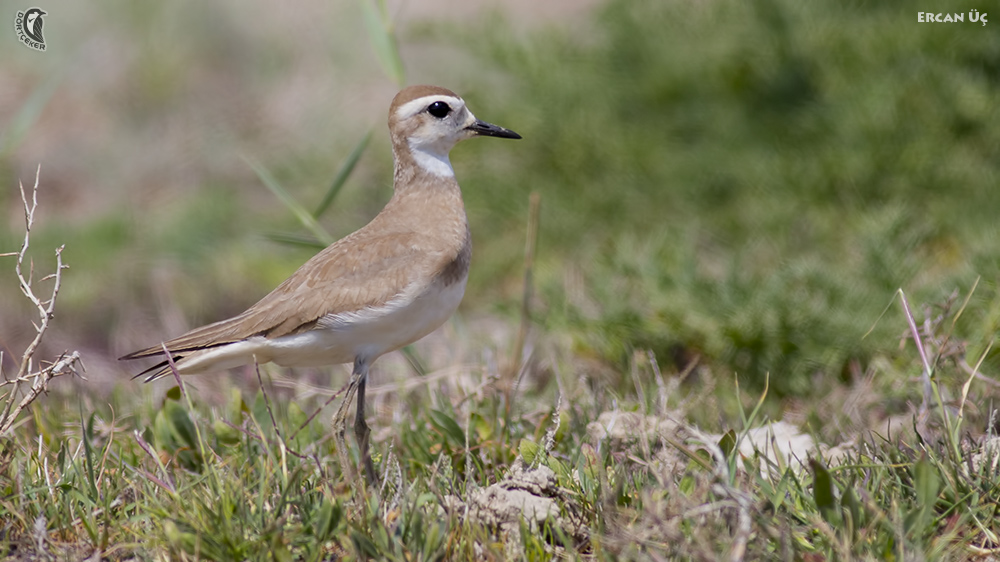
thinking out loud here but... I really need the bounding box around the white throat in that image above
[409,142,455,177]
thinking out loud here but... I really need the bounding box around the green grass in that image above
[3,293,1000,559]
[445,0,1000,397]
[3,0,1000,558]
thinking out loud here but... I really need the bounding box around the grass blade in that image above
[0,71,61,156]
[243,156,334,246]
[361,0,405,87]
[429,410,465,446]
[81,410,99,499]
[314,130,372,218]
[905,454,941,536]
[264,232,327,250]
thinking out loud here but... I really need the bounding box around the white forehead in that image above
[394,95,466,120]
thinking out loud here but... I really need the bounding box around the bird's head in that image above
[388,85,520,177]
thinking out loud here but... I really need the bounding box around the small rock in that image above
[586,410,680,445]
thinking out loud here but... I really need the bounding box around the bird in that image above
[120,85,521,483]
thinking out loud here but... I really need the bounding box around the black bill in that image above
[466,119,522,139]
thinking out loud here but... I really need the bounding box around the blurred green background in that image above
[1,0,998,403]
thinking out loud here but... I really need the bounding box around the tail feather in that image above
[122,336,269,381]
[130,357,181,383]
[119,319,248,361]
[119,312,263,381]
[120,297,316,380]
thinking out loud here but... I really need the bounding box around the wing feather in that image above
[120,228,449,360]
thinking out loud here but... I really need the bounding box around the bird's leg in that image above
[333,374,359,437]
[333,362,362,481]
[354,372,377,485]
[333,358,377,485]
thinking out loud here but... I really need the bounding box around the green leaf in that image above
[226,386,245,416]
[842,485,862,540]
[429,409,465,445]
[519,439,540,465]
[415,492,438,509]
[56,441,66,471]
[287,401,309,447]
[157,399,203,471]
[548,457,573,487]
[469,412,493,442]
[251,391,274,440]
[165,386,182,402]
[913,454,939,508]
[764,468,792,513]
[553,410,570,443]
[271,541,293,562]
[152,409,172,450]
[314,498,341,539]
[719,429,738,457]
[810,457,840,527]
[166,401,198,451]
[351,530,379,558]
[422,519,443,560]
[288,401,307,431]
[213,419,241,446]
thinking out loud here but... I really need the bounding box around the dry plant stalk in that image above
[0,166,82,436]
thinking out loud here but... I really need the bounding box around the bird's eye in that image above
[427,101,451,118]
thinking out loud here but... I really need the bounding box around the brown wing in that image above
[120,228,445,360]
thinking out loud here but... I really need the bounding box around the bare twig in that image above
[0,351,82,436]
[0,167,82,436]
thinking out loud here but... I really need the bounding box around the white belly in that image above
[268,275,467,366]
[174,275,467,374]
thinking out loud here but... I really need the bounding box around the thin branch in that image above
[0,352,82,436]
[0,166,81,436]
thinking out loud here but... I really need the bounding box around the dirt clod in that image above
[446,461,588,556]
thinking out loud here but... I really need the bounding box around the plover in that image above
[121,85,521,482]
